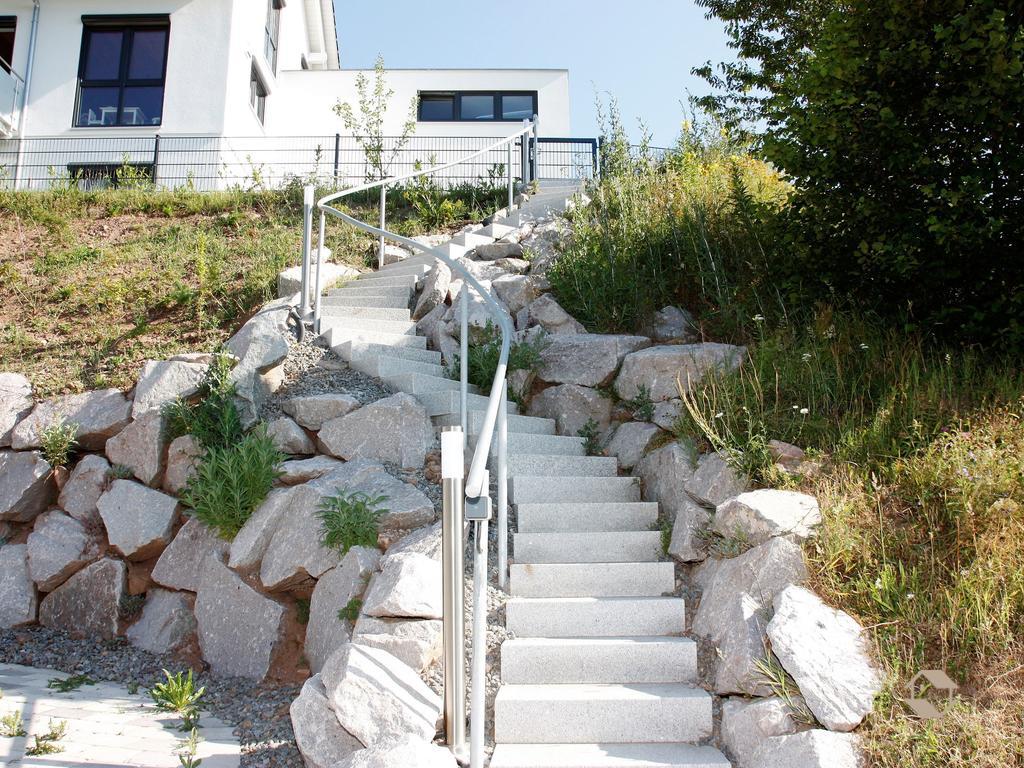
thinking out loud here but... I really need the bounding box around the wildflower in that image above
[682,119,693,133]
[859,343,869,350]
[906,593,915,600]
[801,352,812,362]
[752,314,765,322]
[792,405,799,410]
[715,412,724,419]
[799,408,809,415]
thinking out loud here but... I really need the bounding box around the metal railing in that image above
[0,57,25,138]
[304,118,538,767]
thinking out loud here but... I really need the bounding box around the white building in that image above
[0,1,587,189]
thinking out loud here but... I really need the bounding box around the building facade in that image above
[0,1,575,189]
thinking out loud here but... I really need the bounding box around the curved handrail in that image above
[316,123,534,499]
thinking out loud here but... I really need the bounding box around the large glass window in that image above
[0,17,16,74]
[75,18,169,127]
[264,0,282,74]
[250,65,268,124]
[417,91,538,122]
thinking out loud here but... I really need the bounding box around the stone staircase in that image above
[318,186,732,768]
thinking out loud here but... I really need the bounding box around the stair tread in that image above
[490,743,731,768]
[510,561,674,597]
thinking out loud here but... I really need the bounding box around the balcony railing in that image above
[0,56,25,138]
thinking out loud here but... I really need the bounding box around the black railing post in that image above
[591,139,599,179]
[333,133,340,186]
[152,134,161,186]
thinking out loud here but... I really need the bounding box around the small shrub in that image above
[109,463,134,479]
[177,727,203,768]
[317,491,388,555]
[338,597,362,623]
[622,384,655,422]
[754,653,816,725]
[163,353,243,451]
[578,418,602,457]
[150,670,205,731]
[0,710,26,737]
[448,321,550,405]
[40,420,78,468]
[47,674,95,693]
[180,428,283,540]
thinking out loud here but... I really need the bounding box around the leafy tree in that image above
[333,55,417,181]
[697,0,1024,345]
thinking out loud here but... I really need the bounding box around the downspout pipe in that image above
[14,0,40,190]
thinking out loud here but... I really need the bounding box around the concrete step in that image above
[320,294,410,309]
[507,454,619,478]
[482,433,585,458]
[319,304,412,321]
[325,328,427,351]
[432,410,545,433]
[509,476,641,505]
[434,242,468,260]
[493,683,712,744]
[335,340,441,365]
[490,743,731,768]
[500,636,697,684]
[327,284,413,300]
[374,262,431,277]
[478,223,516,240]
[451,231,495,249]
[349,354,446,380]
[418,390,520,417]
[505,597,685,638]
[382,372,481,396]
[349,273,419,289]
[509,562,675,598]
[516,503,660,533]
[514,531,662,563]
[320,316,417,336]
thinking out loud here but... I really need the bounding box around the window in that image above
[250,65,268,124]
[264,0,282,74]
[75,16,169,127]
[0,17,15,74]
[417,91,538,122]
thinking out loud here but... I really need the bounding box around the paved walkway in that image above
[0,664,240,768]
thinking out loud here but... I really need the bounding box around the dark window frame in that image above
[417,90,538,123]
[0,16,16,74]
[250,64,268,125]
[74,15,170,128]
[264,0,283,74]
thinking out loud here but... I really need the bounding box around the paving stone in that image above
[96,480,179,561]
[12,389,132,451]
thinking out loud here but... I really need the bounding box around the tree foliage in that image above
[696,0,1024,345]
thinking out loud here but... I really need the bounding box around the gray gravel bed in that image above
[0,626,303,768]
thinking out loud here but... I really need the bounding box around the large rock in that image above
[225,303,291,374]
[313,460,435,531]
[615,343,746,402]
[714,489,822,545]
[651,399,683,431]
[380,521,442,566]
[59,454,110,525]
[38,558,125,639]
[712,592,773,696]
[162,435,203,494]
[125,588,197,654]
[412,262,451,321]
[475,242,524,261]
[279,456,345,486]
[634,442,710,561]
[151,517,229,592]
[0,450,55,522]
[527,294,585,334]
[685,451,748,508]
[767,586,882,731]
[494,257,530,274]
[361,552,442,620]
[194,554,290,680]
[283,394,360,431]
[96,480,179,561]
[306,546,382,674]
[692,537,807,640]
[228,487,291,574]
[131,360,207,418]
[0,544,38,628]
[644,306,697,343]
[26,510,100,591]
[721,696,801,768]
[753,730,861,768]
[445,281,507,343]
[290,674,362,768]
[0,372,33,447]
[321,643,442,746]
[266,416,316,456]
[527,384,612,437]
[537,334,650,387]
[318,393,432,470]
[105,410,166,486]
[352,615,443,673]
[605,421,662,471]
[492,274,538,315]
[12,389,132,451]
[338,737,458,768]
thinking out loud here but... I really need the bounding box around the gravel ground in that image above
[0,626,303,768]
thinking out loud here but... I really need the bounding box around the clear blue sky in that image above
[335,1,734,147]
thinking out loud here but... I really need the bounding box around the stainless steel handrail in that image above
[306,120,537,768]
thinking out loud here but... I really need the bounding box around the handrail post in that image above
[531,114,540,183]
[378,184,387,269]
[299,185,314,317]
[313,210,326,334]
[506,140,514,211]
[520,119,530,187]
[497,382,509,590]
[470,484,489,768]
[333,133,341,187]
[441,427,468,761]
[460,283,469,436]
